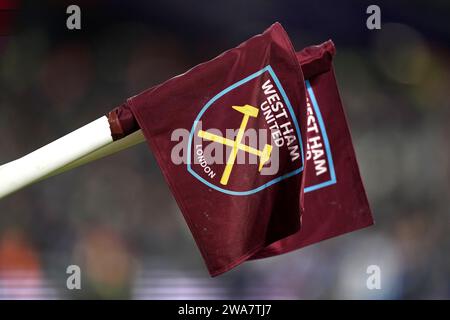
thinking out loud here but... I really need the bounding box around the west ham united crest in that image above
[187,66,304,195]
[187,67,337,196]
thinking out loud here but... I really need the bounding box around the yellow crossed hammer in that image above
[198,105,272,185]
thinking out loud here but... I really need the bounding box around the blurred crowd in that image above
[0,1,449,299]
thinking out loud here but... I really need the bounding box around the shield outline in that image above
[187,65,304,196]
[303,80,337,193]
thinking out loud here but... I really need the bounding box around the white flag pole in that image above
[0,116,114,199]
[39,129,145,181]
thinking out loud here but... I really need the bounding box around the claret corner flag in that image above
[110,22,373,276]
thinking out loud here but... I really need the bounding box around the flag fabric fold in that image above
[109,22,373,276]
[251,39,374,260]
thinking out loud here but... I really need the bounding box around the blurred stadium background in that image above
[0,0,449,299]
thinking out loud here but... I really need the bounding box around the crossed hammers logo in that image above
[198,105,273,185]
